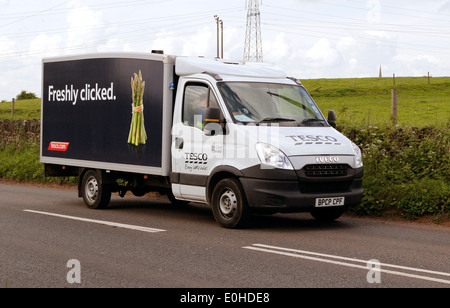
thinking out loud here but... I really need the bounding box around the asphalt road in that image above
[1,182,449,290]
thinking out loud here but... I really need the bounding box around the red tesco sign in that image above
[48,142,70,152]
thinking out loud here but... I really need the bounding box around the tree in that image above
[16,90,37,100]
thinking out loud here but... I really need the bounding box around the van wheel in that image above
[211,178,249,229]
[311,207,345,222]
[81,170,111,209]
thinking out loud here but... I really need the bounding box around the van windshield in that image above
[217,82,328,126]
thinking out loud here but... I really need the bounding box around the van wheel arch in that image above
[206,167,244,205]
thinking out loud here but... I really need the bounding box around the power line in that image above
[0,0,164,20]
[261,25,450,56]
[2,8,243,40]
[259,3,450,56]
[0,0,71,30]
[0,23,225,61]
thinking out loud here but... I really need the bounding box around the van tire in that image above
[211,178,249,229]
[81,170,111,209]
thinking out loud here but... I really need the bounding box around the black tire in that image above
[211,178,249,229]
[311,207,345,222]
[81,170,111,209]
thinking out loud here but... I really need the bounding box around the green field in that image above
[1,76,449,126]
[302,76,450,127]
[0,99,41,120]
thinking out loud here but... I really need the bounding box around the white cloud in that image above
[439,0,450,12]
[366,0,382,23]
[0,35,15,55]
[97,38,133,53]
[394,54,440,76]
[263,33,289,63]
[365,30,390,39]
[181,27,215,58]
[222,27,243,60]
[150,29,184,55]
[65,6,104,52]
[305,39,341,67]
[29,33,62,57]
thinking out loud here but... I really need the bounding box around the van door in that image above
[172,81,224,202]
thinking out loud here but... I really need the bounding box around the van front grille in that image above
[304,164,349,177]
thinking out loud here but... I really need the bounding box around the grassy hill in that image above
[302,76,450,127]
[1,76,449,127]
[0,98,40,120]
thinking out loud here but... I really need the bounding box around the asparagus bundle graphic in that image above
[127,70,147,146]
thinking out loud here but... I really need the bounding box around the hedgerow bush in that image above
[0,121,75,185]
[341,124,450,221]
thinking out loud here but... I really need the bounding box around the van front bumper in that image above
[239,165,364,214]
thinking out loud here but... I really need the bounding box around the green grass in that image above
[0,138,76,185]
[0,139,42,182]
[0,99,41,120]
[1,77,449,127]
[302,77,450,127]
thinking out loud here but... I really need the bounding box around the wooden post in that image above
[11,98,15,117]
[393,73,395,85]
[391,89,398,125]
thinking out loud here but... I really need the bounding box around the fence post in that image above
[11,98,15,117]
[391,89,398,125]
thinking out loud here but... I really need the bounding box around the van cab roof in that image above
[175,56,288,79]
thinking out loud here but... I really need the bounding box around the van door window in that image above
[183,83,219,129]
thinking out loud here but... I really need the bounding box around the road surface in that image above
[1,182,449,291]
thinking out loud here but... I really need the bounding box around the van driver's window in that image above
[183,83,218,129]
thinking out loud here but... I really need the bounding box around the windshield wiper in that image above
[301,118,326,124]
[256,117,296,124]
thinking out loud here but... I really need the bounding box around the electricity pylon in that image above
[243,0,263,62]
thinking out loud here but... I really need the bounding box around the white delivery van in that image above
[41,52,364,228]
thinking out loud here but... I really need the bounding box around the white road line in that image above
[252,244,450,277]
[24,209,166,233]
[243,244,450,285]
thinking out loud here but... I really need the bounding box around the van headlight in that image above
[352,142,363,168]
[255,143,294,170]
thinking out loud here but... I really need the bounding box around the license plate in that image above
[315,197,345,208]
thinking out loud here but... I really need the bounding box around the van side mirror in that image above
[328,110,337,128]
[204,107,225,136]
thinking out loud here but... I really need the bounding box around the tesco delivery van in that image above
[41,52,364,228]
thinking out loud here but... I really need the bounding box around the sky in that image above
[1,0,450,101]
